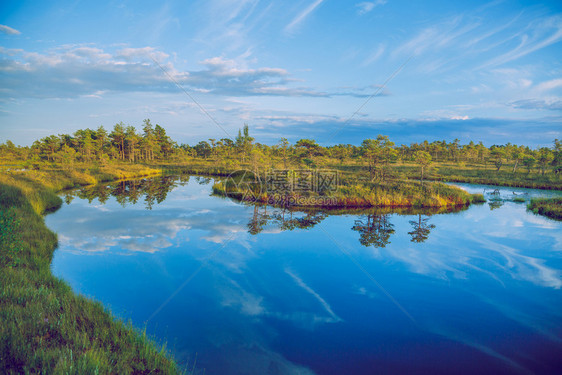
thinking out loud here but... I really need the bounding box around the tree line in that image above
[1,120,560,177]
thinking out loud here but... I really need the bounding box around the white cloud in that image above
[116,47,169,63]
[194,0,264,54]
[463,13,521,48]
[285,268,342,323]
[421,109,471,121]
[535,78,562,92]
[470,84,492,94]
[393,16,480,58]
[199,56,287,77]
[0,24,20,35]
[356,1,386,16]
[0,45,381,100]
[0,45,333,99]
[362,44,385,66]
[285,0,325,33]
[391,11,562,76]
[480,15,562,68]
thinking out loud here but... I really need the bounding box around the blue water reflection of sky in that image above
[47,178,562,374]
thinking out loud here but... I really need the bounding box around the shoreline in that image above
[0,165,179,374]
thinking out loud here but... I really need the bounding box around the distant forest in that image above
[1,119,560,176]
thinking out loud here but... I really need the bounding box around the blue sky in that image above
[1,0,561,146]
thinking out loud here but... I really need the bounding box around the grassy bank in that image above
[327,162,561,190]
[391,162,562,190]
[148,159,486,208]
[213,177,485,208]
[141,158,562,192]
[527,198,562,220]
[0,165,180,374]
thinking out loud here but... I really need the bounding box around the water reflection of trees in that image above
[246,205,328,235]
[64,175,186,209]
[408,214,436,243]
[488,198,504,210]
[485,189,505,210]
[248,205,269,235]
[195,176,211,185]
[243,204,440,248]
[351,212,437,247]
[352,214,395,248]
[66,176,448,247]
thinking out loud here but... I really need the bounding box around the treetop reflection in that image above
[64,175,186,209]
[62,176,464,248]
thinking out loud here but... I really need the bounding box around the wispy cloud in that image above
[510,98,562,111]
[0,24,20,35]
[355,1,386,16]
[190,56,329,97]
[392,16,480,58]
[194,0,265,53]
[392,10,562,76]
[285,0,325,33]
[285,268,341,323]
[0,45,386,100]
[462,12,521,48]
[479,15,562,68]
[535,78,562,92]
[0,45,333,99]
[362,43,385,66]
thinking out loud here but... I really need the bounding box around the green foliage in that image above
[527,198,562,220]
[234,124,254,161]
[193,141,212,158]
[413,150,432,182]
[1,121,560,192]
[360,135,396,182]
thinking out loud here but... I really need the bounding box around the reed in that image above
[0,168,180,374]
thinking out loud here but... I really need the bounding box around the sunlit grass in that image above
[213,174,482,208]
[0,167,180,374]
[328,161,561,190]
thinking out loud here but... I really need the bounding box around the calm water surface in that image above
[47,176,562,374]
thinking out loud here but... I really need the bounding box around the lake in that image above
[46,176,562,374]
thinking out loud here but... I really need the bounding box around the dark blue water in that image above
[47,177,562,374]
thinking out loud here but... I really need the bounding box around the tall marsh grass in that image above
[0,167,179,374]
[527,198,562,220]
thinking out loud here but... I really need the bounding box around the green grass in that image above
[328,161,561,190]
[213,174,483,208]
[406,162,560,190]
[0,168,179,374]
[470,193,486,203]
[527,197,562,220]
